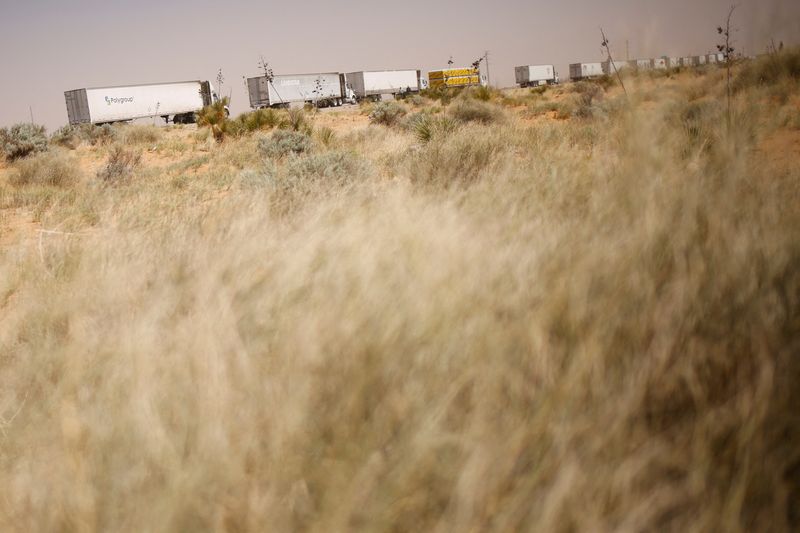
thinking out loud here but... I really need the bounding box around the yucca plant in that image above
[409,113,457,143]
[316,126,336,147]
[285,108,309,133]
[196,97,230,143]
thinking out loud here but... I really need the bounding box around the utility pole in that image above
[484,50,491,86]
[29,106,34,124]
[601,27,627,96]
[626,40,629,60]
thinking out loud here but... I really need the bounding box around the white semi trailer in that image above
[603,60,634,75]
[515,65,558,87]
[569,62,604,81]
[64,80,222,125]
[247,73,355,109]
[344,70,422,101]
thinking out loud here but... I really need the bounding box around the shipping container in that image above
[344,70,421,100]
[64,80,217,126]
[514,65,557,87]
[427,67,482,89]
[569,62,604,80]
[695,55,707,65]
[653,58,668,70]
[635,59,653,70]
[247,72,352,108]
[680,56,695,67]
[667,57,682,68]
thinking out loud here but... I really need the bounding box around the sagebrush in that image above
[0,123,48,160]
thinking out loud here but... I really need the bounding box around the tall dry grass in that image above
[0,56,798,532]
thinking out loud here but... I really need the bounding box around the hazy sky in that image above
[1,0,798,130]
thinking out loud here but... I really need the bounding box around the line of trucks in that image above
[65,67,487,126]
[569,53,726,80]
[62,52,723,126]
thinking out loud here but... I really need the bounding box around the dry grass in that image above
[9,149,82,187]
[96,145,142,184]
[0,56,799,532]
[116,124,162,145]
[448,98,505,124]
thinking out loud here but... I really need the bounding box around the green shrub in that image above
[282,150,370,187]
[10,150,80,187]
[224,118,248,139]
[97,145,141,183]
[406,113,457,143]
[51,125,81,150]
[267,150,373,212]
[1,123,48,161]
[470,85,495,101]
[369,102,407,126]
[237,108,281,133]
[285,108,309,133]
[420,85,466,105]
[448,99,504,124]
[258,129,313,159]
[77,124,117,146]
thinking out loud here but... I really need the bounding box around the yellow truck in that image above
[427,67,482,89]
